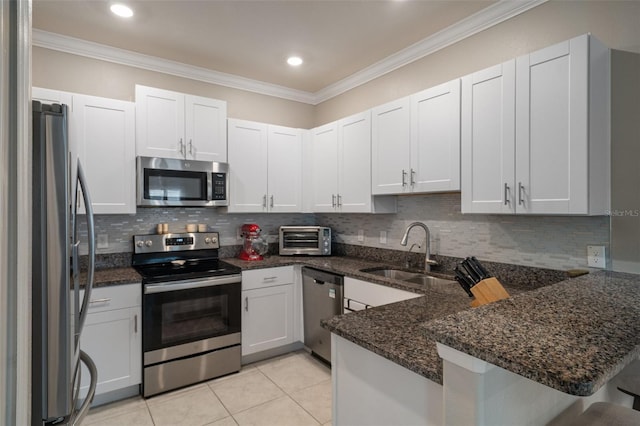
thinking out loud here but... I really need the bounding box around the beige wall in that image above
[32,47,316,129]
[610,49,640,273]
[315,0,640,126]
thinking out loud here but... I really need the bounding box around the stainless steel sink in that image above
[361,267,458,290]
[403,275,457,287]
[360,268,418,281]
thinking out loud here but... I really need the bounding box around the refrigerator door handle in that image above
[74,159,96,334]
[70,350,98,426]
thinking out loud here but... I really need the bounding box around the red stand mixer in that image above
[238,223,268,261]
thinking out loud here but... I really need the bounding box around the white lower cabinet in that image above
[241,267,296,356]
[79,284,141,402]
[343,277,420,311]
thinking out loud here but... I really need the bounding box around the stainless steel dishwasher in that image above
[302,267,344,364]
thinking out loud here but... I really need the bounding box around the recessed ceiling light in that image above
[287,56,303,67]
[110,3,134,18]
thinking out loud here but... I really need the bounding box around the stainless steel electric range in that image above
[132,232,242,398]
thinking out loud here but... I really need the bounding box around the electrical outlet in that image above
[357,230,364,242]
[379,231,387,244]
[97,234,109,249]
[587,245,606,268]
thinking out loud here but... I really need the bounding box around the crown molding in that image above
[32,29,317,104]
[313,0,548,103]
[33,0,547,106]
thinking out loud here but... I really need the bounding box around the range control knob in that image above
[211,237,218,245]
[136,241,144,248]
[145,240,153,247]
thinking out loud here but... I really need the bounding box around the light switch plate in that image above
[357,230,364,242]
[97,234,109,249]
[379,231,387,244]
[587,245,606,268]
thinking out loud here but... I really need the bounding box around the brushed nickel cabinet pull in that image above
[504,183,510,205]
[518,182,524,205]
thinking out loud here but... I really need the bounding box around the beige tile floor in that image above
[83,351,332,426]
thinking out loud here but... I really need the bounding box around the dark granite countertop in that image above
[92,267,141,287]
[422,270,640,396]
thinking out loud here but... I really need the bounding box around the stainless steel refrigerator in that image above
[31,101,98,425]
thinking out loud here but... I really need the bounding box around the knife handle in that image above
[454,276,474,297]
[471,256,491,278]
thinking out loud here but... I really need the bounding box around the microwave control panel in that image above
[212,172,227,200]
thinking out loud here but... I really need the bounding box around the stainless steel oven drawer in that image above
[143,344,241,397]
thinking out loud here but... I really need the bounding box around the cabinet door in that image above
[73,94,136,214]
[338,111,372,212]
[241,284,294,356]
[515,36,589,214]
[32,87,73,107]
[311,122,339,212]
[371,97,411,195]
[411,79,461,193]
[227,119,269,212]
[461,61,516,214]
[268,125,303,212]
[80,307,141,397]
[135,85,185,159]
[184,94,227,162]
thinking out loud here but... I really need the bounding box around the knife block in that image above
[470,277,510,307]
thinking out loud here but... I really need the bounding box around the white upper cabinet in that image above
[410,79,461,193]
[32,87,73,107]
[227,118,302,213]
[462,34,610,215]
[73,94,136,214]
[312,111,396,213]
[514,35,609,215]
[311,122,340,212]
[338,111,374,212]
[135,85,227,162]
[184,94,228,162]
[33,88,136,215]
[268,125,304,212]
[461,61,516,214]
[372,80,461,196]
[372,97,411,195]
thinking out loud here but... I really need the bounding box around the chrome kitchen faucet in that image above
[400,222,439,272]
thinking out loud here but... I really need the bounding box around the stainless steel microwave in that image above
[136,156,229,207]
[279,226,331,256]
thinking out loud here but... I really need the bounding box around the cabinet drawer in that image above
[242,266,294,290]
[80,283,141,314]
[344,277,419,307]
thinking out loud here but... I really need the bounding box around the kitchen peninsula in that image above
[324,270,640,425]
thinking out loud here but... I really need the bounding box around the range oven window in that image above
[144,169,208,201]
[143,283,241,353]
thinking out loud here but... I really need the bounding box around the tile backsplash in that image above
[79,193,609,271]
[77,209,315,254]
[317,193,610,271]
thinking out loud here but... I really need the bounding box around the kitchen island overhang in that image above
[325,270,640,425]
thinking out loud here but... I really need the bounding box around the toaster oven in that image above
[279,226,331,256]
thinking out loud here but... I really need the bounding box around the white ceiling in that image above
[32,1,543,103]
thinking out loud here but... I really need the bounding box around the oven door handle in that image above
[144,275,242,294]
